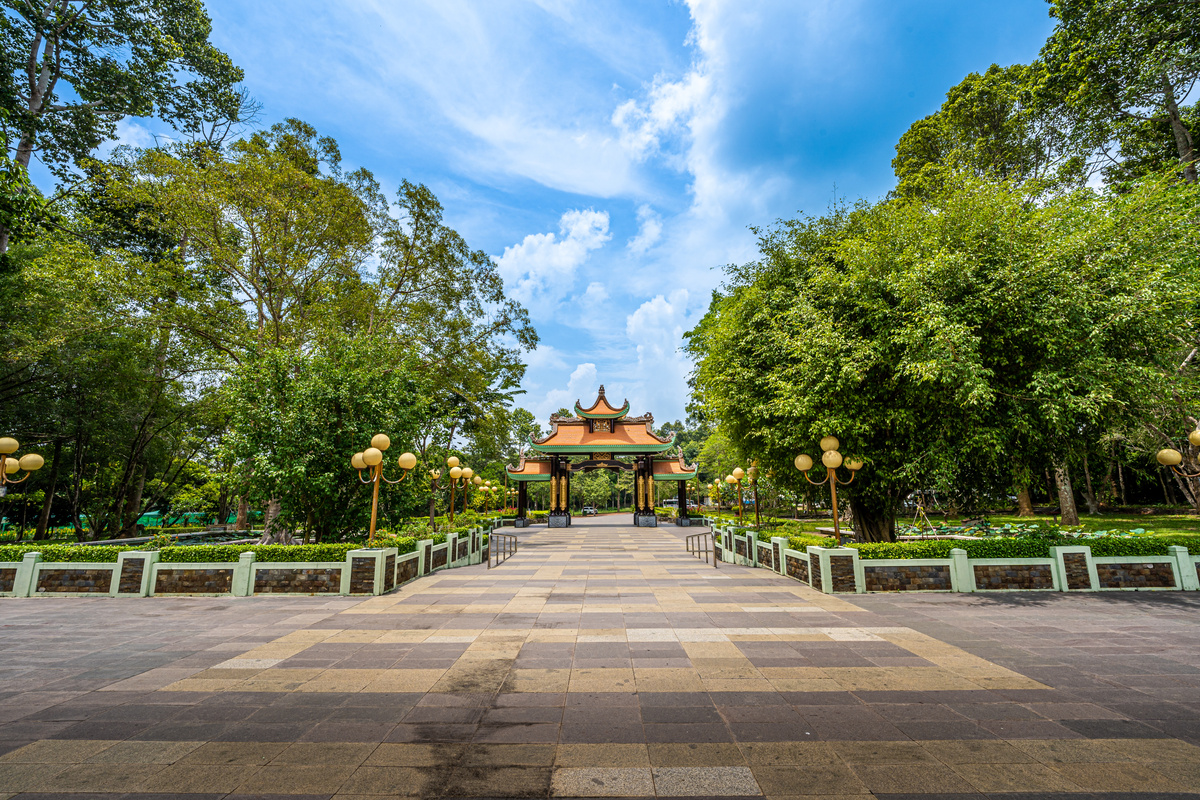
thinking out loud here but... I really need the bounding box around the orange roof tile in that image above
[531,420,674,453]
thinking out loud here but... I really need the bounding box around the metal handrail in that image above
[685,531,717,568]
[488,532,518,569]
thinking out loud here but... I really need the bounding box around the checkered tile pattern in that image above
[1,515,1198,798]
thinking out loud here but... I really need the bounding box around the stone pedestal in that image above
[634,513,658,527]
[676,517,692,527]
[513,517,531,528]
[548,514,570,528]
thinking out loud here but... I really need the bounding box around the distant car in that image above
[581,506,597,516]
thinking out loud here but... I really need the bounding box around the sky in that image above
[65,0,1059,424]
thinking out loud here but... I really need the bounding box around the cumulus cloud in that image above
[626,204,663,254]
[539,362,600,419]
[624,289,700,419]
[583,282,609,303]
[495,209,611,306]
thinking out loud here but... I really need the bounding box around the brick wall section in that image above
[423,543,432,575]
[384,554,396,592]
[37,568,114,593]
[457,539,468,561]
[432,546,447,570]
[735,538,747,558]
[0,567,16,592]
[349,557,375,594]
[829,555,856,593]
[398,556,418,585]
[117,558,145,593]
[864,564,951,592]
[785,554,809,584]
[757,543,774,570]
[1062,552,1092,590]
[254,568,342,594]
[811,555,824,591]
[1096,562,1176,589]
[773,542,781,573]
[973,564,1054,590]
[154,568,232,594]
[713,542,723,560]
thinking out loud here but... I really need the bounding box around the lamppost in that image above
[794,436,863,542]
[427,467,442,531]
[748,462,760,527]
[350,434,417,545]
[724,467,745,523]
[445,457,473,524]
[1156,424,1200,479]
[0,437,44,498]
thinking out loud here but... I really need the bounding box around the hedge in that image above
[0,544,127,563]
[850,535,1200,560]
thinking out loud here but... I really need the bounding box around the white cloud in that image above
[624,289,701,421]
[626,204,663,254]
[539,362,600,419]
[583,282,609,303]
[495,209,611,306]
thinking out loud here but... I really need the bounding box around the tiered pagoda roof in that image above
[651,451,699,481]
[504,454,552,483]
[529,387,675,455]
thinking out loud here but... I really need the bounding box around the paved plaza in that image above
[1,515,1199,799]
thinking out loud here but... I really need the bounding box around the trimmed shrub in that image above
[159,544,360,563]
[0,544,126,563]
[786,534,832,553]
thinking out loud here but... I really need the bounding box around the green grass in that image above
[979,513,1199,535]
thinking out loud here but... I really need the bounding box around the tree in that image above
[686,172,1199,540]
[223,334,431,542]
[1040,0,1200,183]
[893,63,1086,197]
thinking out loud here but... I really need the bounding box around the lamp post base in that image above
[548,513,570,528]
[634,513,658,528]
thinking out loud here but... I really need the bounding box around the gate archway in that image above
[505,386,698,528]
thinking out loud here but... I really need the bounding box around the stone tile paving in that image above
[0,514,1198,798]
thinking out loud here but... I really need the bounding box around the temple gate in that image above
[505,387,699,528]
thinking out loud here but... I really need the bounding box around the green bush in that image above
[786,534,832,553]
[0,544,127,563]
[849,535,1199,560]
[159,543,361,563]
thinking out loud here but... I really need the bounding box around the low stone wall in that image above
[1,520,498,599]
[701,519,1199,596]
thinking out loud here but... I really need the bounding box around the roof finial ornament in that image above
[598,384,606,396]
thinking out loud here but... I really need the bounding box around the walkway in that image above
[0,515,1199,798]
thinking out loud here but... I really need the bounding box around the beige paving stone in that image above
[178,741,290,765]
[556,744,651,768]
[363,668,447,692]
[0,762,71,792]
[952,762,1085,792]
[832,741,941,765]
[140,763,262,793]
[653,765,761,796]
[32,762,163,792]
[739,743,840,766]
[0,738,117,763]
[750,765,867,796]
[1052,761,1190,791]
[1100,737,1200,762]
[271,742,378,765]
[633,667,704,692]
[364,743,468,767]
[1010,738,1134,763]
[444,765,553,797]
[464,744,557,766]
[552,767,655,796]
[648,743,745,766]
[85,739,205,764]
[339,765,448,795]
[851,763,977,794]
[235,764,358,794]
[919,739,1038,764]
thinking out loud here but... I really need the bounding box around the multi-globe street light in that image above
[350,434,417,544]
[794,436,863,542]
[0,438,44,497]
[1156,424,1200,479]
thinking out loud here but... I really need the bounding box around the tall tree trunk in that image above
[1163,74,1198,184]
[1118,461,1127,506]
[1016,485,1034,517]
[1044,469,1057,506]
[235,495,249,531]
[1158,470,1175,506]
[1080,452,1099,515]
[1054,460,1080,525]
[262,497,282,537]
[120,463,147,536]
[34,438,62,540]
[848,495,897,543]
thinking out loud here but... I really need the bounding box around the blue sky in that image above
[86,0,1058,423]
